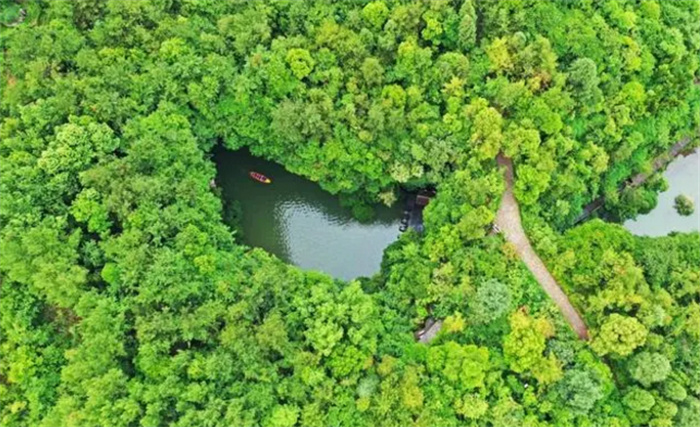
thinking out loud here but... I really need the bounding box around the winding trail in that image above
[495,155,590,340]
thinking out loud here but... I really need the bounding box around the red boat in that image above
[249,171,272,184]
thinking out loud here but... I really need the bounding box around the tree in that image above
[567,57,602,108]
[256,312,289,355]
[470,279,511,324]
[629,352,671,387]
[677,398,700,427]
[674,194,694,216]
[286,48,315,80]
[623,387,655,412]
[485,37,514,73]
[455,393,488,420]
[503,311,549,373]
[555,369,604,414]
[362,1,389,29]
[71,188,112,235]
[457,0,476,51]
[266,405,300,427]
[465,98,503,160]
[662,381,687,402]
[427,342,490,391]
[592,314,648,357]
[2,1,700,426]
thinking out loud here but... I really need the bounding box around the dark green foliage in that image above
[1,1,698,426]
[674,194,695,216]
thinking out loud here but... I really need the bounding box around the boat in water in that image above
[249,171,272,184]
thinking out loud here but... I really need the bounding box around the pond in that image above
[624,149,699,237]
[213,147,402,281]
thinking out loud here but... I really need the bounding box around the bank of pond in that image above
[624,149,699,237]
[214,147,698,281]
[213,147,406,281]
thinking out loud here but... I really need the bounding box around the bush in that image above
[674,194,694,216]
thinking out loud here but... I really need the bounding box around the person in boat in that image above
[249,171,272,184]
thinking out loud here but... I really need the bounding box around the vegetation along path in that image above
[575,133,698,223]
[495,154,590,340]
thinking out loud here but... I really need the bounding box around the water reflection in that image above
[214,146,402,280]
[624,150,699,237]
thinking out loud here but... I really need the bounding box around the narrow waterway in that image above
[213,147,402,280]
[624,150,699,237]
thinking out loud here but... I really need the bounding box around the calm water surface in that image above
[214,147,402,280]
[624,150,699,236]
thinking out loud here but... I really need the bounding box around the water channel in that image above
[213,147,402,281]
[213,145,697,279]
[624,150,699,237]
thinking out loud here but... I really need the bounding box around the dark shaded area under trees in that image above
[1,1,699,426]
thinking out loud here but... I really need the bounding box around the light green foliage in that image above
[267,405,300,427]
[674,194,694,216]
[663,381,687,402]
[624,387,656,412]
[286,48,315,80]
[71,188,111,234]
[489,397,525,426]
[362,1,389,29]
[470,279,511,324]
[465,98,503,160]
[427,342,489,390]
[256,312,289,355]
[1,1,699,426]
[677,398,700,427]
[486,37,514,73]
[503,311,562,384]
[629,352,671,387]
[592,314,648,357]
[455,393,488,420]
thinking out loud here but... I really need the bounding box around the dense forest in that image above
[1,1,699,426]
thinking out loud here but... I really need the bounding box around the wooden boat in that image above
[249,171,272,184]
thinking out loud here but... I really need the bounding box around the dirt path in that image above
[495,155,589,340]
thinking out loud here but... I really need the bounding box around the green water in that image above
[624,150,699,237]
[214,147,402,280]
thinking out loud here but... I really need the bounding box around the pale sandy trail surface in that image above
[495,155,589,340]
